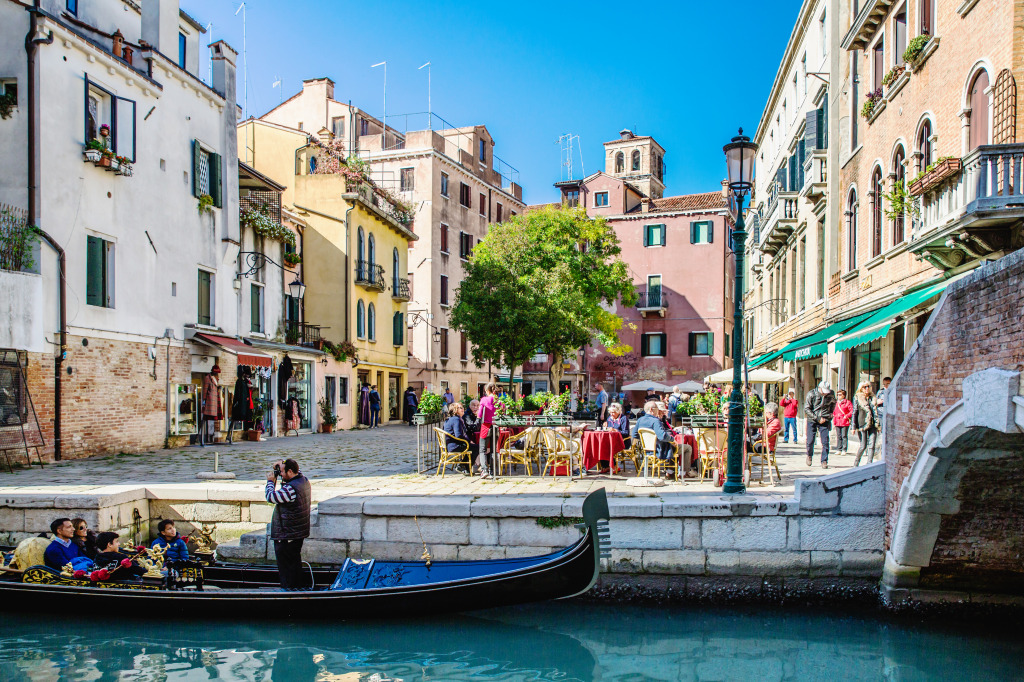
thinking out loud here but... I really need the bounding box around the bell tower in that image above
[603,129,666,199]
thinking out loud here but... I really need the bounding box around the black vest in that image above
[270,474,311,540]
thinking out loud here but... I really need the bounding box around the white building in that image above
[0,0,244,457]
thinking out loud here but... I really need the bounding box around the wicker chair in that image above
[697,430,728,483]
[540,428,578,478]
[433,427,472,478]
[501,427,539,476]
[637,428,680,480]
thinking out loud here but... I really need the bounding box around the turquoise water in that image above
[0,602,1020,681]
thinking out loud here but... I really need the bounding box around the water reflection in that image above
[0,603,1019,681]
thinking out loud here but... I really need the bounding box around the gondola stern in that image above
[567,488,611,598]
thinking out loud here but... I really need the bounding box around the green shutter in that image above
[687,332,696,356]
[394,312,404,346]
[192,140,201,198]
[707,221,714,244]
[210,152,223,208]
[708,332,715,356]
[724,333,730,358]
[690,222,696,244]
[86,236,103,306]
[640,334,649,356]
[643,225,650,247]
[197,270,211,325]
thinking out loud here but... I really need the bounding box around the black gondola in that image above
[0,488,611,618]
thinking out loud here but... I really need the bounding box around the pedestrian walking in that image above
[780,389,799,443]
[804,381,836,468]
[476,383,497,478]
[368,385,381,428]
[832,389,854,453]
[852,381,879,466]
[403,386,418,426]
[594,383,609,427]
[442,387,455,407]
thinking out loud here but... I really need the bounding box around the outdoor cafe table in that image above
[675,433,699,468]
[581,429,625,472]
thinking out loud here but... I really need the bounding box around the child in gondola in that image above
[94,532,146,579]
[151,520,190,564]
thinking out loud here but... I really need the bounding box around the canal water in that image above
[1,602,1020,681]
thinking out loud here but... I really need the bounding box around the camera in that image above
[273,463,282,478]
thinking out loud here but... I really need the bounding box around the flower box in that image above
[83,149,101,163]
[413,412,443,426]
[120,164,133,177]
[96,155,113,168]
[908,158,962,196]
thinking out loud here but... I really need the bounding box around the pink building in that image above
[527,130,735,406]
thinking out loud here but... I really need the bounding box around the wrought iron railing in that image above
[355,260,386,290]
[636,290,667,309]
[284,321,322,347]
[392,277,411,300]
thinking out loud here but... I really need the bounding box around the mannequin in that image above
[229,366,254,443]
[200,364,222,447]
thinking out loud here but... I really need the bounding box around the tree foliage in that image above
[450,205,636,391]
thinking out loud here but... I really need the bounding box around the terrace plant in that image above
[903,35,931,64]
[417,391,443,415]
[882,65,904,88]
[884,179,920,220]
[240,205,296,245]
[0,88,16,120]
[861,89,884,118]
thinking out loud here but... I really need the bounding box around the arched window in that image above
[393,311,404,346]
[614,152,624,173]
[870,167,883,258]
[392,247,400,291]
[847,189,859,271]
[917,119,933,169]
[969,69,991,151]
[631,150,641,171]
[893,146,906,245]
[368,233,376,268]
[367,303,376,341]
[357,227,365,279]
[356,300,365,338]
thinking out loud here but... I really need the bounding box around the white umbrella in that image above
[619,380,674,392]
[705,368,791,384]
[673,380,704,393]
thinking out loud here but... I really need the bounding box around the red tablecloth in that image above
[674,434,699,467]
[581,429,626,471]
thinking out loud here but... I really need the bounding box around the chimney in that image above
[210,40,237,100]
[210,41,239,245]
[641,197,650,213]
[302,78,335,103]
[619,128,634,140]
[721,179,730,200]
[141,0,179,57]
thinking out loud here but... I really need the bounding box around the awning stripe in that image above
[833,279,952,353]
[192,333,274,368]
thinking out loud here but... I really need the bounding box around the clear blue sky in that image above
[183,0,802,205]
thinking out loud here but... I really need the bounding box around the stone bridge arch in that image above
[883,368,1024,603]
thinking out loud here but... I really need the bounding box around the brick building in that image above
[747,0,1024,408]
[0,0,244,458]
[535,130,734,406]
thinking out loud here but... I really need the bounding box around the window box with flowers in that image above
[882,65,909,98]
[282,251,302,267]
[240,206,296,245]
[907,156,962,196]
[114,155,133,177]
[904,35,938,72]
[861,88,885,122]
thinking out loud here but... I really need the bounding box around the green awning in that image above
[778,311,877,362]
[833,279,952,353]
[495,375,524,383]
[748,349,784,369]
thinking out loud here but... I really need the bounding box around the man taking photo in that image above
[265,458,311,590]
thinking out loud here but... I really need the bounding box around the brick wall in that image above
[885,248,1024,548]
[22,335,236,460]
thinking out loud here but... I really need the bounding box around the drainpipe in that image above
[26,1,62,459]
[344,204,354,341]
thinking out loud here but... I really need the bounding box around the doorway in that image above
[388,374,401,421]
[325,376,337,422]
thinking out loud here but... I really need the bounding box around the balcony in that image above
[285,321,323,348]
[392,277,411,301]
[355,260,386,290]
[909,144,1024,271]
[759,191,800,256]
[801,149,827,201]
[636,290,668,317]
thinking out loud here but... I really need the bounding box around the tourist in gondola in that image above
[44,518,85,570]
[151,520,190,564]
[266,458,312,590]
[94,532,146,579]
[71,517,98,560]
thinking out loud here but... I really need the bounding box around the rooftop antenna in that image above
[372,61,386,149]
[272,76,282,104]
[235,2,247,118]
[418,62,431,130]
[204,23,213,83]
[557,133,582,182]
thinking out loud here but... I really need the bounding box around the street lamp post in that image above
[722,129,758,495]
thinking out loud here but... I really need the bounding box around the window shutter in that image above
[689,222,696,244]
[798,140,806,188]
[707,221,714,244]
[394,312,403,346]
[776,167,787,192]
[804,110,818,154]
[708,332,715,356]
[687,332,696,356]
[86,236,103,306]
[192,140,201,198]
[210,153,223,207]
[817,107,826,149]
[643,225,650,247]
[659,224,666,246]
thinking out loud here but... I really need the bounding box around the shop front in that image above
[245,339,326,435]
[353,364,407,426]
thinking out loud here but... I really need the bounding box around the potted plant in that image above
[283,251,302,267]
[907,156,962,196]
[83,140,104,162]
[115,155,133,177]
[413,391,444,425]
[319,397,338,433]
[903,35,931,67]
[861,88,883,119]
[98,148,115,169]
[882,65,905,89]
[197,193,215,214]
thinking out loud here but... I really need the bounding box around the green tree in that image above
[450,205,636,394]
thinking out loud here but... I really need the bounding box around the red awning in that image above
[192,333,273,368]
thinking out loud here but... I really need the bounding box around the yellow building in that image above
[239,120,416,426]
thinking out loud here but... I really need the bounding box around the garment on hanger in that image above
[278,355,293,407]
[359,385,371,425]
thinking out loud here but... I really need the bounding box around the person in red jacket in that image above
[832,389,854,453]
[779,389,799,443]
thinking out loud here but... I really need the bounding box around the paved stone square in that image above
[0,422,875,499]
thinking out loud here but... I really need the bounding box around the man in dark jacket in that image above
[804,381,836,468]
[44,518,84,570]
[368,385,382,428]
[631,401,678,473]
[265,458,311,589]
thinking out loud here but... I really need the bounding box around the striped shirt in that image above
[265,480,297,504]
